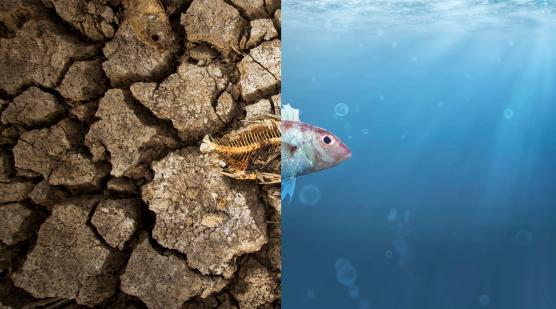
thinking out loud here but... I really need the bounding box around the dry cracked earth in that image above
[0,0,281,308]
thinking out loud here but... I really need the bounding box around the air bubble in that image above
[334,258,357,286]
[393,239,411,267]
[387,208,397,222]
[334,258,352,271]
[479,294,491,306]
[348,284,360,299]
[385,250,393,258]
[358,300,370,309]
[336,263,357,286]
[362,128,369,135]
[299,185,321,206]
[335,103,349,117]
[503,108,514,120]
[515,230,533,245]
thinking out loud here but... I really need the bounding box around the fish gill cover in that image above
[283,0,556,308]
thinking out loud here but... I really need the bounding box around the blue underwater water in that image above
[282,1,556,308]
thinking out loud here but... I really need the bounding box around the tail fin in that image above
[200,135,215,153]
[281,177,296,203]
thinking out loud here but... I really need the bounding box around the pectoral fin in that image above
[281,176,296,203]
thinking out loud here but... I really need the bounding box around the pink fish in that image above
[281,104,352,201]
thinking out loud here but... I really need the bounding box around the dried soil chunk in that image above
[215,91,236,125]
[188,45,219,63]
[102,21,178,88]
[271,93,281,115]
[57,59,108,102]
[91,198,141,250]
[274,9,281,30]
[239,40,281,102]
[1,87,65,127]
[181,0,247,55]
[0,203,39,246]
[229,0,268,19]
[48,153,110,190]
[0,0,46,34]
[0,19,97,95]
[45,0,116,41]
[246,99,272,119]
[28,180,70,209]
[246,19,278,49]
[12,197,123,306]
[131,63,234,142]
[86,90,176,178]
[142,148,267,278]
[265,186,281,216]
[69,101,98,123]
[262,188,281,272]
[231,258,280,308]
[250,40,281,79]
[0,180,34,204]
[13,119,83,179]
[265,0,281,15]
[121,234,228,309]
[267,221,281,271]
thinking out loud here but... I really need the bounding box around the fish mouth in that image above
[342,149,352,161]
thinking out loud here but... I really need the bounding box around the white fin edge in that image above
[282,104,300,122]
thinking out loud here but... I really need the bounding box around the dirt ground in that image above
[0,0,281,308]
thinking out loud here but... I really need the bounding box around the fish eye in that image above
[323,135,332,145]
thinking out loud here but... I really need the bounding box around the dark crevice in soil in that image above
[0,276,37,308]
[222,0,252,22]
[0,22,11,39]
[1,200,49,278]
[40,2,102,45]
[0,89,11,101]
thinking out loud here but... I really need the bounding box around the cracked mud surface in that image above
[0,0,281,308]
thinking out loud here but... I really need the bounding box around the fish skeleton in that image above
[201,105,351,203]
[201,114,281,184]
[281,104,352,201]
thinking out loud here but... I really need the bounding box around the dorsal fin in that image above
[282,104,300,121]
